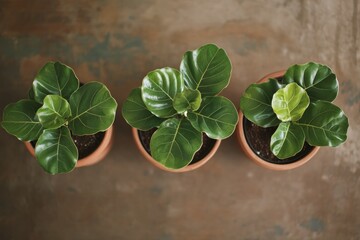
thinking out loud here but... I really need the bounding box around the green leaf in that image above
[141,68,184,118]
[173,89,202,114]
[188,96,238,139]
[36,95,71,129]
[35,127,78,174]
[33,62,79,103]
[180,44,231,96]
[283,62,338,102]
[122,88,164,131]
[272,82,310,122]
[68,82,117,135]
[270,122,305,159]
[1,100,43,141]
[240,78,283,127]
[150,118,202,169]
[297,101,349,147]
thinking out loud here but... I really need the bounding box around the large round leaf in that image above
[150,118,202,169]
[142,68,184,118]
[272,82,310,122]
[36,95,71,129]
[283,62,338,102]
[188,96,238,139]
[173,88,202,114]
[122,88,164,131]
[240,78,282,127]
[1,99,43,141]
[33,62,79,103]
[270,122,305,159]
[35,127,78,174]
[180,44,231,97]
[297,101,348,147]
[69,82,117,135]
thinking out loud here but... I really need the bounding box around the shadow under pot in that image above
[132,128,221,173]
[24,126,114,168]
[237,71,320,170]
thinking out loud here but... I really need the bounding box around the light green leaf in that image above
[180,44,231,96]
[270,122,305,159]
[297,101,349,147]
[1,100,43,141]
[240,78,283,127]
[283,62,338,102]
[122,88,164,131]
[33,62,79,103]
[150,118,202,169]
[69,82,117,135]
[35,127,78,174]
[173,89,202,114]
[188,96,238,139]
[36,95,71,129]
[272,82,310,122]
[141,68,184,118]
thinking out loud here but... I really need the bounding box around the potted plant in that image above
[1,61,118,174]
[122,44,239,172]
[238,62,349,170]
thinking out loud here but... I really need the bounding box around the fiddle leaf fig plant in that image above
[240,62,349,159]
[122,44,239,169]
[1,62,117,174]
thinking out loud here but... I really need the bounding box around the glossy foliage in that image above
[35,127,78,174]
[32,62,79,103]
[240,62,348,159]
[272,83,310,122]
[297,101,349,147]
[283,62,338,102]
[1,100,43,141]
[270,122,305,159]
[180,44,231,96]
[142,68,184,118]
[188,96,238,139]
[122,88,164,131]
[150,118,202,169]
[122,44,238,169]
[1,61,117,174]
[69,82,117,135]
[240,78,282,127]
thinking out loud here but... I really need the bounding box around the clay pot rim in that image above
[132,127,221,173]
[24,125,114,168]
[236,70,320,171]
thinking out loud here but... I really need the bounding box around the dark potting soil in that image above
[243,117,314,164]
[31,131,105,159]
[138,128,217,164]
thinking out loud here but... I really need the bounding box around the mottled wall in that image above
[0,0,359,239]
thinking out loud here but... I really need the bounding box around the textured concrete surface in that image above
[0,0,359,239]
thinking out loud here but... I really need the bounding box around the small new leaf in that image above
[173,89,202,114]
[36,95,71,129]
[272,82,310,122]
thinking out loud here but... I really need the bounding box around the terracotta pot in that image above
[237,71,320,170]
[24,125,114,168]
[132,128,221,173]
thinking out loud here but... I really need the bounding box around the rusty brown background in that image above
[0,0,359,239]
